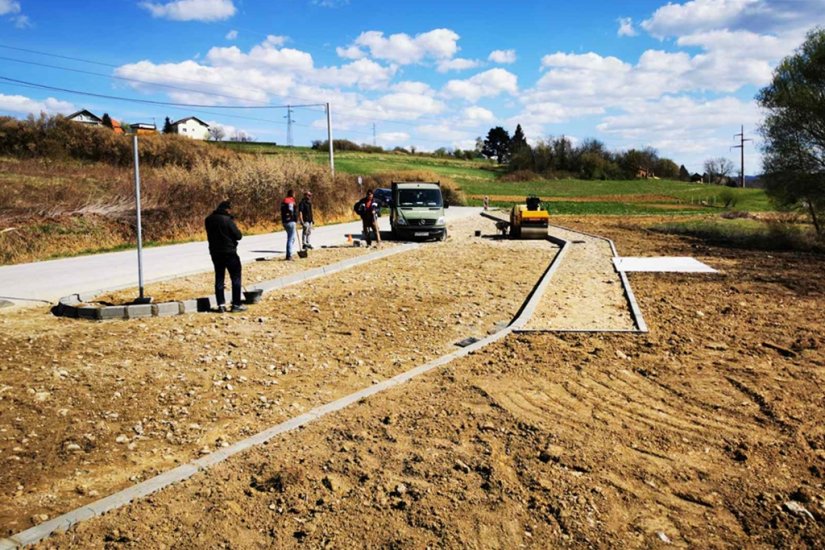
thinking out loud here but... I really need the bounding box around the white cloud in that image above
[416,123,470,142]
[597,95,762,170]
[642,0,756,38]
[12,13,30,27]
[488,49,516,64]
[617,17,637,37]
[206,39,313,72]
[311,58,397,90]
[641,0,825,39]
[336,44,365,60]
[376,131,409,145]
[139,0,236,22]
[338,28,460,64]
[391,81,435,95]
[436,57,481,73]
[461,106,495,125]
[225,29,237,40]
[0,93,74,115]
[0,0,20,15]
[442,68,518,101]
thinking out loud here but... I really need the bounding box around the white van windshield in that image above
[398,189,442,207]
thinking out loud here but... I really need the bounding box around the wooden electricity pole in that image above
[731,125,753,188]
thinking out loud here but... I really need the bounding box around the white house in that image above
[171,117,209,140]
[67,109,102,126]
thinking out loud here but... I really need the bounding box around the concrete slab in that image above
[153,301,181,317]
[99,306,128,320]
[613,256,718,273]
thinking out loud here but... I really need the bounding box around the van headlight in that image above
[436,217,445,226]
[396,216,407,225]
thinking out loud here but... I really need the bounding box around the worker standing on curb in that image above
[354,188,382,247]
[281,189,298,260]
[204,200,247,313]
[298,191,314,250]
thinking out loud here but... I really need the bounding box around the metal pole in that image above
[132,135,148,303]
[326,102,334,177]
[740,125,745,188]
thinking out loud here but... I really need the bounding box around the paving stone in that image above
[76,306,102,321]
[153,302,181,317]
[125,304,153,319]
[99,306,128,320]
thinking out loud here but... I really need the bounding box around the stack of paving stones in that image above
[55,293,215,320]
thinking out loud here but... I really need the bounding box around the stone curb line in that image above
[0,238,567,549]
[52,244,419,321]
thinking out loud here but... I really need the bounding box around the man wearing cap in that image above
[204,200,246,313]
[298,191,314,250]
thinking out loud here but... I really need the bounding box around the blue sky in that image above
[1,0,824,173]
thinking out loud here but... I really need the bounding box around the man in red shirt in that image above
[280,189,298,260]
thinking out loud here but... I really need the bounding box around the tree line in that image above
[480,124,682,180]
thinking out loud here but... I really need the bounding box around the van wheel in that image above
[439,229,447,241]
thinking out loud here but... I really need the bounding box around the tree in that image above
[511,124,528,152]
[101,113,113,129]
[482,126,511,163]
[162,117,174,134]
[208,126,225,141]
[757,27,825,236]
[703,157,734,184]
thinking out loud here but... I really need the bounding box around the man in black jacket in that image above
[205,200,246,312]
[298,191,314,250]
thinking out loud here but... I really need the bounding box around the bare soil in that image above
[2,215,823,548]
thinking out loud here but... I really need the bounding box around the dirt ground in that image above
[2,215,824,548]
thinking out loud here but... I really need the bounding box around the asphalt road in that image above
[0,207,481,306]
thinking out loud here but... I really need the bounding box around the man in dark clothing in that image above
[298,191,314,250]
[205,200,247,312]
[280,189,298,260]
[354,188,382,247]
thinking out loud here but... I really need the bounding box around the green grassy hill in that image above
[214,143,769,216]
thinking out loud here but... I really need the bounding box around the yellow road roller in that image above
[509,195,549,239]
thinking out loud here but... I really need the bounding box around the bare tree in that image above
[703,157,734,184]
[208,126,226,141]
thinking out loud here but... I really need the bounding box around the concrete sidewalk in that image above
[0,207,480,306]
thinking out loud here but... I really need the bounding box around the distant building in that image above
[111,119,124,135]
[66,109,102,126]
[171,117,209,140]
[130,122,157,135]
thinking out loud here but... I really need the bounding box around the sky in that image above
[1,0,824,174]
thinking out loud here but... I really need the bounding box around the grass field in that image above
[212,143,772,216]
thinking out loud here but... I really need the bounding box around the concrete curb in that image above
[0,240,565,549]
[52,244,419,322]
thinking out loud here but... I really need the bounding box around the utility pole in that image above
[731,125,753,188]
[326,102,334,177]
[285,105,294,147]
[372,123,376,147]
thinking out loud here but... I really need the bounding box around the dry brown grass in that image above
[0,155,358,264]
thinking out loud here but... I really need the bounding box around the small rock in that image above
[615,350,628,360]
[454,460,471,474]
[394,483,408,496]
[783,500,815,520]
[115,435,129,444]
[539,445,562,463]
[132,422,144,435]
[64,443,82,453]
[656,531,671,544]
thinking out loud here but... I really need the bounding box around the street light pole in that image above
[132,135,151,304]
